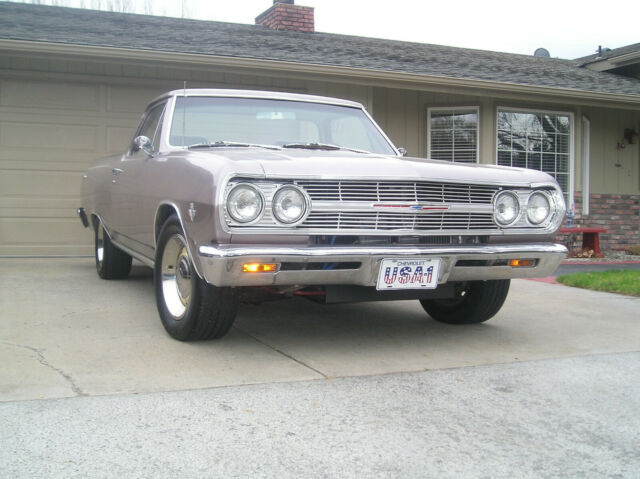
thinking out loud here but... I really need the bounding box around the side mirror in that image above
[397,147,408,157]
[133,135,153,155]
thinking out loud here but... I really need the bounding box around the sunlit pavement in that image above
[1,258,639,477]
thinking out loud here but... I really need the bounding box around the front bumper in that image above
[197,243,567,287]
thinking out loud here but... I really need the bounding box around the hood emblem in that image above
[372,204,450,212]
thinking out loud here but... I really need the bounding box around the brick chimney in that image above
[255,0,314,33]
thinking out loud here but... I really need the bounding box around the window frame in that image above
[427,106,480,164]
[129,100,167,155]
[495,106,575,202]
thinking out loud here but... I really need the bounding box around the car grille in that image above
[296,180,498,204]
[226,178,502,234]
[301,212,495,231]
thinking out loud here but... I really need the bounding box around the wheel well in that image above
[155,204,178,240]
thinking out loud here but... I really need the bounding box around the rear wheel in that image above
[154,215,238,341]
[419,280,510,324]
[95,220,132,279]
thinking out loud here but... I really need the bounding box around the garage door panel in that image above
[0,73,179,255]
[1,80,100,111]
[0,218,91,255]
[0,170,81,197]
[0,121,97,150]
[1,196,79,218]
[0,158,90,171]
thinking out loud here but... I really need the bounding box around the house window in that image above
[428,107,478,163]
[497,109,572,195]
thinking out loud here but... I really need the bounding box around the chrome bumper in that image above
[197,243,567,287]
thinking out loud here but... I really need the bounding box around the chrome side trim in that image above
[110,237,155,268]
[92,214,155,268]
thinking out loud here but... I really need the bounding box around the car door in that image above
[110,101,167,253]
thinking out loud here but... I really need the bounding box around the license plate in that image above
[376,258,440,290]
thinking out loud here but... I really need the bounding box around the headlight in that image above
[226,184,264,223]
[494,191,520,226]
[527,192,551,225]
[272,186,307,224]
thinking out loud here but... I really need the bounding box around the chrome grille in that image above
[296,180,499,204]
[302,212,495,231]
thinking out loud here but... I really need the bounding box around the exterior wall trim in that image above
[582,115,591,215]
[2,39,640,108]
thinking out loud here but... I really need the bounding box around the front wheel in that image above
[154,215,238,341]
[419,280,510,324]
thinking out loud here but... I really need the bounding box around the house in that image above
[1,1,639,256]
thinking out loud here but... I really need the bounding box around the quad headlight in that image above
[226,184,264,223]
[526,191,551,225]
[272,186,308,224]
[494,191,520,226]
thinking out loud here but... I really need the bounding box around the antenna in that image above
[182,81,187,148]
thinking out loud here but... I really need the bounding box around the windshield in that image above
[169,96,397,155]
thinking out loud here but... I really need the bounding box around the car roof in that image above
[150,89,365,109]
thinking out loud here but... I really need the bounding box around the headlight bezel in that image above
[493,190,521,227]
[225,183,265,224]
[526,191,552,225]
[271,185,310,225]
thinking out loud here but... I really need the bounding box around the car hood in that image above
[188,148,558,187]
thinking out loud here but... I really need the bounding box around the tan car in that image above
[78,89,567,341]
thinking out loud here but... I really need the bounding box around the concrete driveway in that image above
[1,258,639,402]
[1,258,639,478]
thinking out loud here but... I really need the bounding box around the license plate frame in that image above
[376,258,440,291]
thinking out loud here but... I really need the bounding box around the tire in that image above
[419,280,510,325]
[154,215,238,341]
[95,220,132,279]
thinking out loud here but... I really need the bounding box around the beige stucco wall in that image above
[1,48,638,255]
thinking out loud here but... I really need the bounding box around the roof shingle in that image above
[1,2,639,97]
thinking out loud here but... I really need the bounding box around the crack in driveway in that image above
[233,327,329,380]
[1,341,86,397]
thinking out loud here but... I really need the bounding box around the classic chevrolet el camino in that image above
[79,89,567,341]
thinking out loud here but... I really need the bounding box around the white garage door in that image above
[0,74,167,256]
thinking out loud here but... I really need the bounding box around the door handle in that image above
[112,168,124,175]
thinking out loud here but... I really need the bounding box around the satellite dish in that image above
[534,48,551,58]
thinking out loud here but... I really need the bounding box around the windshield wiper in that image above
[187,141,280,150]
[282,142,370,154]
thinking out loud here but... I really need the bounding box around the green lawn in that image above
[556,270,640,297]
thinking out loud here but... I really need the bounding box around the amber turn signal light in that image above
[242,263,278,273]
[508,259,535,267]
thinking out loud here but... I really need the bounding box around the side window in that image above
[135,102,166,152]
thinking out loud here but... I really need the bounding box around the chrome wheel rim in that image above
[161,234,192,320]
[96,223,105,268]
